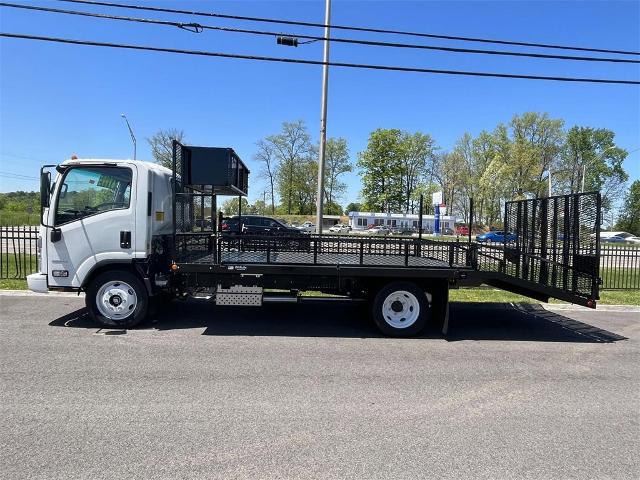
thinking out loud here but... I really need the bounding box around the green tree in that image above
[615,181,640,235]
[344,202,362,214]
[147,128,185,169]
[558,126,628,214]
[221,197,251,215]
[261,120,316,214]
[357,129,405,212]
[324,138,352,209]
[506,112,564,198]
[399,132,437,213]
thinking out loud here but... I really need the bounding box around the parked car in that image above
[390,226,415,236]
[194,216,212,229]
[329,223,351,234]
[606,235,629,244]
[296,221,316,233]
[456,225,469,236]
[443,227,454,236]
[626,236,640,245]
[367,225,391,236]
[476,231,517,243]
[221,215,304,236]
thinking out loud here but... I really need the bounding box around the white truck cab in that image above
[28,158,173,323]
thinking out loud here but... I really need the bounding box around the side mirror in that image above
[59,183,68,199]
[40,171,51,208]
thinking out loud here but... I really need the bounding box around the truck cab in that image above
[28,159,173,321]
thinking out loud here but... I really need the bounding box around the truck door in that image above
[46,164,137,288]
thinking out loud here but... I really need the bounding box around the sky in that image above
[1,0,639,209]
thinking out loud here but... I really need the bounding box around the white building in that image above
[347,211,457,232]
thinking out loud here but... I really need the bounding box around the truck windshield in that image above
[55,166,132,225]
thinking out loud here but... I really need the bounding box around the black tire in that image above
[372,281,429,337]
[85,269,149,328]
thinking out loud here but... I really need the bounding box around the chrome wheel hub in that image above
[96,280,137,320]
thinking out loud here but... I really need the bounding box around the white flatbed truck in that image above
[28,142,602,337]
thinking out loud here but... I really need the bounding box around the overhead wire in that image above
[55,0,640,56]
[1,32,638,85]
[1,2,638,64]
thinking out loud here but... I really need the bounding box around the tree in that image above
[324,138,352,209]
[262,120,316,214]
[557,126,628,214]
[506,112,564,198]
[324,201,343,215]
[357,129,405,212]
[344,202,362,214]
[615,181,640,235]
[254,139,277,214]
[399,132,437,213]
[221,197,252,215]
[147,128,185,169]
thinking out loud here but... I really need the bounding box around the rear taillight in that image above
[221,223,229,230]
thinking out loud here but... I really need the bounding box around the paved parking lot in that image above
[1,293,638,480]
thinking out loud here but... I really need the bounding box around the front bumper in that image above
[27,273,48,293]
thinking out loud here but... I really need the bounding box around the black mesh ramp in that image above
[499,192,601,302]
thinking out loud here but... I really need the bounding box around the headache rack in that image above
[170,141,601,307]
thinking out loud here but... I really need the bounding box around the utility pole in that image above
[315,0,331,235]
[120,113,136,160]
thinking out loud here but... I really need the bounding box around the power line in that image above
[56,0,640,56]
[2,2,638,64]
[0,171,39,180]
[1,32,638,85]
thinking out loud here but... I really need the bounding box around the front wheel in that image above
[86,270,149,328]
[372,281,429,337]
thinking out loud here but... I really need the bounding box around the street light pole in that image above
[120,113,137,160]
[315,0,331,235]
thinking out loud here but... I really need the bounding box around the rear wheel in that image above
[372,281,429,337]
[86,270,148,328]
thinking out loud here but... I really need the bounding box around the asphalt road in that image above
[1,293,638,480]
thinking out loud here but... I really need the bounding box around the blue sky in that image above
[1,0,639,208]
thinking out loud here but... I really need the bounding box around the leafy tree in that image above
[324,138,352,209]
[357,129,405,212]
[344,202,362,214]
[147,128,185,169]
[506,112,564,198]
[615,181,640,235]
[558,126,628,215]
[324,201,343,215]
[221,197,251,215]
[399,132,437,213]
[261,120,316,214]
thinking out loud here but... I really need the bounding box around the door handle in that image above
[120,231,131,248]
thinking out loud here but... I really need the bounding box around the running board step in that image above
[215,285,262,306]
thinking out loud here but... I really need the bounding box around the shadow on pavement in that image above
[48,299,627,343]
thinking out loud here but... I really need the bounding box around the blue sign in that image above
[434,204,440,235]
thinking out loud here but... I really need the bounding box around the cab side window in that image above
[55,166,133,225]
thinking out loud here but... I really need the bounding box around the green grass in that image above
[0,253,37,290]
[450,288,640,306]
[600,268,639,290]
[0,210,39,226]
